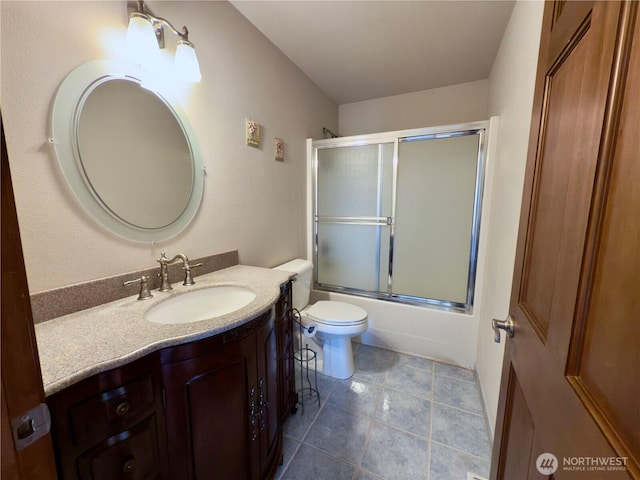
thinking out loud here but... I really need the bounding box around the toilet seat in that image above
[306,301,367,326]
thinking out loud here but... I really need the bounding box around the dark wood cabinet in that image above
[48,283,295,480]
[48,353,168,479]
[255,308,281,479]
[76,415,162,480]
[275,282,297,424]
[160,310,270,479]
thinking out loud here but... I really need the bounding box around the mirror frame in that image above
[51,59,204,243]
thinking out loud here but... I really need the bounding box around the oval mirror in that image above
[51,59,204,243]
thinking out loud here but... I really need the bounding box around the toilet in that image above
[274,259,368,379]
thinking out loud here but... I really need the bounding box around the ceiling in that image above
[230,1,515,105]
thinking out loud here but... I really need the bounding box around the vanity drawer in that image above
[77,414,162,480]
[69,374,154,446]
[48,353,168,479]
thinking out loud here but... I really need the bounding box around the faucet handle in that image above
[182,262,203,286]
[157,252,169,263]
[123,275,153,300]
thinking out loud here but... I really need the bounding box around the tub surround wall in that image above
[1,1,337,294]
[30,250,238,324]
[311,291,479,369]
[338,79,488,136]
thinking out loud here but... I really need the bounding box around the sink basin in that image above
[145,286,256,324]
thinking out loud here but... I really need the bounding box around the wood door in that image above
[491,1,639,479]
[1,117,58,477]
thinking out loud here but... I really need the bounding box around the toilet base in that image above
[322,336,355,380]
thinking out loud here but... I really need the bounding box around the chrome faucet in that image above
[157,252,203,291]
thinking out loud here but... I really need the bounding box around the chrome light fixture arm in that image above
[126,0,201,82]
[128,1,194,46]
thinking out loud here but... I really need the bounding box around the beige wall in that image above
[476,0,544,438]
[1,1,337,293]
[338,79,488,136]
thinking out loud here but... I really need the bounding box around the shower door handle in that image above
[492,316,515,343]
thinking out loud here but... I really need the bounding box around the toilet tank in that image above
[273,259,313,310]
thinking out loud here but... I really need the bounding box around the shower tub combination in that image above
[305,120,498,369]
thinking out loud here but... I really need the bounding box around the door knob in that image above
[492,317,515,343]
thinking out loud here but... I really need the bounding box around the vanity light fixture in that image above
[126,1,201,82]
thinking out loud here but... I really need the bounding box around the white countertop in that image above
[36,265,293,396]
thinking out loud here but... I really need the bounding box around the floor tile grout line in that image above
[296,379,335,444]
[328,380,432,440]
[356,466,385,479]
[300,399,374,467]
[430,439,492,462]
[284,344,491,479]
[426,439,433,480]
[374,383,432,402]
[427,361,435,480]
[433,371,477,384]
[368,417,430,442]
[354,388,383,477]
[290,442,362,473]
[351,419,433,480]
[427,362,436,480]
[276,437,303,480]
[431,398,486,417]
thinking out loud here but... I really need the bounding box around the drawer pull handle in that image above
[115,401,130,416]
[122,457,136,474]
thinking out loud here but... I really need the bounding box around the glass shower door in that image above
[392,134,481,305]
[315,143,394,294]
[312,122,487,312]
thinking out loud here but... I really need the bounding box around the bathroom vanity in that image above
[38,266,296,480]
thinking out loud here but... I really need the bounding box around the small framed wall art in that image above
[274,138,284,161]
[246,118,260,148]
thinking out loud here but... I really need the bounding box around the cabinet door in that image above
[276,282,296,424]
[162,332,259,480]
[256,312,280,479]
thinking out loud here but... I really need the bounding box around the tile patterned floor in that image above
[276,343,491,480]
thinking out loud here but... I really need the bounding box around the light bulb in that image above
[175,40,202,83]
[126,13,160,66]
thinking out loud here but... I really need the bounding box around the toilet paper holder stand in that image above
[290,308,321,414]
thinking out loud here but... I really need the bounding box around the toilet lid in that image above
[306,301,367,326]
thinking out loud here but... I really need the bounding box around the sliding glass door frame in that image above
[311,121,488,313]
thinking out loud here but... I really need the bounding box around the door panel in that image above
[519,13,599,340]
[492,1,639,479]
[567,7,640,466]
[497,367,536,480]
